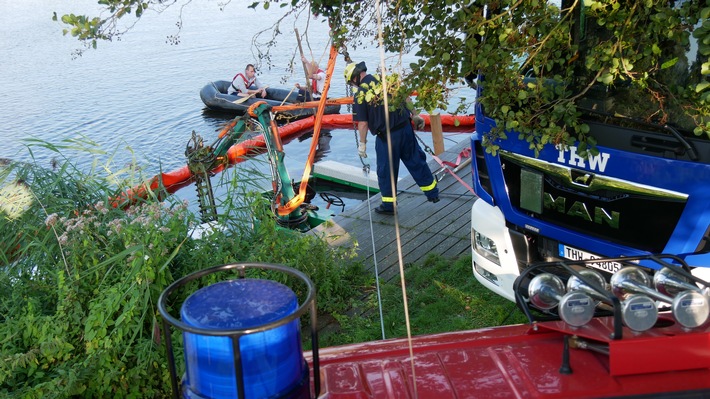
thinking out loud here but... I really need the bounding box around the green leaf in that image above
[661,57,678,69]
[599,72,614,85]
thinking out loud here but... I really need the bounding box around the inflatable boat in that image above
[200,80,341,119]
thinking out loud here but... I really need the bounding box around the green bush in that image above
[0,146,366,398]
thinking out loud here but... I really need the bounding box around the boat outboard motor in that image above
[611,266,709,329]
[567,269,658,332]
[528,273,596,327]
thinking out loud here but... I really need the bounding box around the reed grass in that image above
[0,140,366,398]
[1,138,527,397]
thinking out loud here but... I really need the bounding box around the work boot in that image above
[427,197,440,203]
[374,205,394,215]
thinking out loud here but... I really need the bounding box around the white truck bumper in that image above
[470,198,520,302]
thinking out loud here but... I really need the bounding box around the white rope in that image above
[374,0,419,397]
[299,23,331,68]
[315,37,332,71]
[364,165,386,341]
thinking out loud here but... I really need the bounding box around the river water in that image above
[1,0,474,208]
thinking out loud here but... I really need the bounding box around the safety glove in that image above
[358,141,367,158]
[412,115,426,130]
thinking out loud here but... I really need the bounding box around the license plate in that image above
[558,244,622,274]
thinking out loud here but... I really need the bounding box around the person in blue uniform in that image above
[344,61,439,215]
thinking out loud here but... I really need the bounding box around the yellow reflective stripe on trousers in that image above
[420,180,437,192]
[382,196,395,203]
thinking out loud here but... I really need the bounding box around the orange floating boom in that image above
[112,112,474,207]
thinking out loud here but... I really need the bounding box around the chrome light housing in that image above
[473,229,500,265]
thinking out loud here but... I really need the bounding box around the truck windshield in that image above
[570,2,703,134]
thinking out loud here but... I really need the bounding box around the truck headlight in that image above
[473,229,500,265]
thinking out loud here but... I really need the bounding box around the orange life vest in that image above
[312,69,325,94]
[231,73,256,93]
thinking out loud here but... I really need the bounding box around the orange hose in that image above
[248,101,268,118]
[217,118,239,139]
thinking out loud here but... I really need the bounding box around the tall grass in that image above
[0,140,366,398]
[1,138,528,398]
[319,254,528,347]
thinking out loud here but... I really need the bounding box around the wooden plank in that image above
[430,114,445,155]
[309,140,477,277]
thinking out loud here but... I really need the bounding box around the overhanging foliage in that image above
[56,0,710,153]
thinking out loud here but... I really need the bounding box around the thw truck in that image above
[469,1,710,301]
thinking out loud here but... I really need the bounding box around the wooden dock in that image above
[310,139,477,282]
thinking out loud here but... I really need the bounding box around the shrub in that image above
[0,145,366,398]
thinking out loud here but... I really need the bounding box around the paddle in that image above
[232,86,269,104]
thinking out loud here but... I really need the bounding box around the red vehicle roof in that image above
[306,316,710,399]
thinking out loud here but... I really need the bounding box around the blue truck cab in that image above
[469,2,710,301]
[470,108,710,301]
